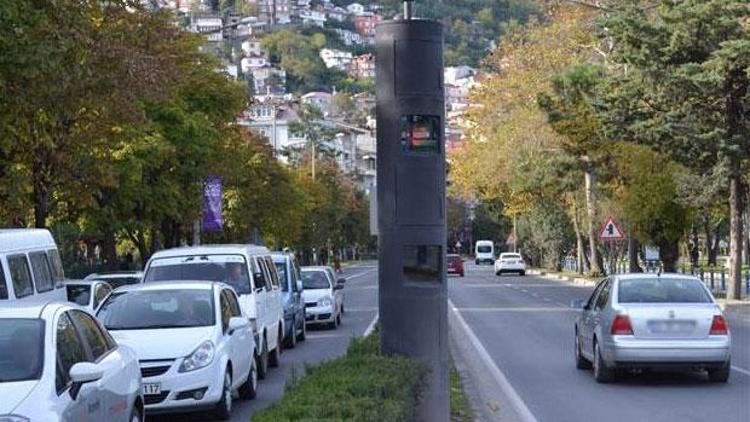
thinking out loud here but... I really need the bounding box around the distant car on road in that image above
[572,274,731,383]
[65,279,113,311]
[96,281,258,419]
[301,266,345,329]
[495,253,526,276]
[474,240,494,265]
[84,271,143,289]
[272,252,307,348]
[0,301,143,421]
[447,254,465,277]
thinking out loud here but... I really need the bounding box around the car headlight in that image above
[318,296,333,307]
[179,341,215,373]
[0,415,30,422]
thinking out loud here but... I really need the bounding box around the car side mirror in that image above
[69,362,103,400]
[228,316,248,335]
[570,299,586,310]
[337,278,347,284]
[334,284,344,291]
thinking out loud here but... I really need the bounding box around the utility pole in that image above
[376,2,448,420]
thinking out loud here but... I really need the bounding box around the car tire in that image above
[495,271,502,276]
[213,370,233,420]
[269,327,282,368]
[297,318,307,341]
[130,403,143,422]
[520,271,526,276]
[593,341,615,383]
[239,358,258,400]
[341,303,345,315]
[574,331,591,370]
[460,272,465,277]
[475,259,480,265]
[708,360,730,383]
[257,336,269,380]
[336,312,342,326]
[285,318,297,349]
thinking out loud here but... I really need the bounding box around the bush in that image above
[252,332,426,422]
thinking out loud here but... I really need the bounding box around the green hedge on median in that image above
[252,332,426,422]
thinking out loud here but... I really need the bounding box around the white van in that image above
[475,240,495,265]
[142,244,284,379]
[0,229,66,302]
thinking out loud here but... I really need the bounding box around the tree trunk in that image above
[689,225,700,269]
[727,171,743,300]
[704,215,718,266]
[583,162,602,275]
[628,235,642,273]
[33,181,50,229]
[659,239,679,272]
[100,232,118,271]
[572,199,586,274]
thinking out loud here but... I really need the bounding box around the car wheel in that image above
[213,370,233,420]
[460,272,465,277]
[708,360,730,383]
[130,403,143,422]
[574,331,591,370]
[341,303,345,315]
[336,312,342,326]
[269,327,282,368]
[520,271,525,276]
[285,318,297,349]
[297,317,307,341]
[257,336,269,380]
[495,271,502,276]
[239,357,258,400]
[593,341,614,383]
[475,259,480,265]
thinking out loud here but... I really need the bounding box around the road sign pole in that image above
[376,2,449,420]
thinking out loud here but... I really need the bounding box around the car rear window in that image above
[66,285,92,306]
[477,246,492,253]
[618,278,712,303]
[447,256,462,263]
[501,254,522,260]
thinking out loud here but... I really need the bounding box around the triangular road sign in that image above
[599,216,625,241]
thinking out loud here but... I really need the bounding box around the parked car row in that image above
[0,229,348,421]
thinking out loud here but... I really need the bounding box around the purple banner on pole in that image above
[202,177,223,232]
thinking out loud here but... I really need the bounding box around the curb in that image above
[527,269,596,287]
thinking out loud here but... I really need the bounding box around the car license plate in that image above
[142,383,161,395]
[648,320,694,333]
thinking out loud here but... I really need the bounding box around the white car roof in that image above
[149,244,270,260]
[613,273,700,281]
[301,266,331,272]
[0,300,70,319]
[113,280,219,293]
[0,229,57,254]
[84,272,142,280]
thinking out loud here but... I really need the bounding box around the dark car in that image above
[272,252,307,348]
[447,254,465,277]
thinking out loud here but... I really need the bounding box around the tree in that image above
[601,0,749,298]
[288,103,340,181]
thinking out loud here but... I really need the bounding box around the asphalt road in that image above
[149,263,379,422]
[450,262,750,422]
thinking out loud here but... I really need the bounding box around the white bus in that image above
[0,229,66,301]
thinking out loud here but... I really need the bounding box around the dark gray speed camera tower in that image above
[376,2,448,420]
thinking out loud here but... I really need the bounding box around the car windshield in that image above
[97,277,140,289]
[301,271,330,290]
[477,246,491,253]
[0,319,44,382]
[97,290,215,330]
[145,255,251,294]
[274,261,289,292]
[618,278,712,303]
[66,285,91,306]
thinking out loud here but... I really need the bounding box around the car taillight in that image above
[611,315,633,335]
[710,315,728,335]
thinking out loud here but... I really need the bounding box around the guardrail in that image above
[562,256,750,296]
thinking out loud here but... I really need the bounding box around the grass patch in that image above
[252,331,425,422]
[450,362,474,422]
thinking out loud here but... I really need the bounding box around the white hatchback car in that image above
[495,253,526,276]
[64,280,113,311]
[0,301,143,422]
[300,266,345,329]
[96,281,257,419]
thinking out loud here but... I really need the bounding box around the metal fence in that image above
[562,256,750,296]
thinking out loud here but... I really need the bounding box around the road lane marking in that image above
[364,313,379,336]
[732,365,750,376]
[341,307,378,312]
[455,307,575,312]
[346,269,377,280]
[449,299,538,422]
[543,298,552,302]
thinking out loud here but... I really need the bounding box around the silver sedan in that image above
[572,274,731,383]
